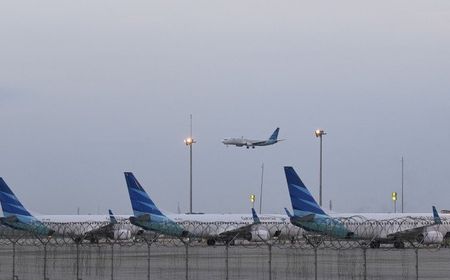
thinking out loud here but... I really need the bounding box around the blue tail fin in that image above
[251,208,261,224]
[284,166,326,217]
[432,206,442,225]
[109,209,117,224]
[269,128,280,141]
[0,178,53,236]
[124,172,166,218]
[0,178,33,218]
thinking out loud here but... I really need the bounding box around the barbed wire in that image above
[0,216,447,249]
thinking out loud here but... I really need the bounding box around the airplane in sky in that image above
[0,177,138,243]
[283,166,450,248]
[125,172,300,245]
[222,127,283,149]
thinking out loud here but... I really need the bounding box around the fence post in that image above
[76,243,81,280]
[185,242,189,280]
[225,243,229,280]
[147,244,151,280]
[111,244,114,280]
[362,247,367,280]
[415,248,419,280]
[12,241,17,280]
[314,247,318,280]
[268,243,272,280]
[43,243,48,280]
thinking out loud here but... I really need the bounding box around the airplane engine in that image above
[417,231,444,244]
[245,229,270,242]
[113,229,132,240]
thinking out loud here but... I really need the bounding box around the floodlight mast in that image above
[184,115,196,214]
[315,129,326,207]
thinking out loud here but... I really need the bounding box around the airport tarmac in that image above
[0,243,449,279]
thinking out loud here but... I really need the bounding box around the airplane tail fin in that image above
[0,178,54,236]
[251,208,261,224]
[269,128,280,141]
[124,172,166,218]
[432,206,442,225]
[109,209,118,224]
[284,166,327,217]
[0,178,33,218]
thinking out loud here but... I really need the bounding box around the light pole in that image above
[315,129,326,207]
[184,115,196,214]
[184,137,195,214]
[401,156,404,213]
[259,163,264,214]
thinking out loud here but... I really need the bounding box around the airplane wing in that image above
[386,206,442,241]
[215,208,263,241]
[83,222,115,241]
[82,209,126,242]
[248,140,266,146]
[216,223,254,239]
[67,210,125,242]
[386,225,433,241]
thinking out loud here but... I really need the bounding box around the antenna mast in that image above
[259,163,264,214]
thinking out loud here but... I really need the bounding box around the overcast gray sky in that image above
[1,1,450,215]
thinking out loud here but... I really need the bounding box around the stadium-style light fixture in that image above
[392,192,397,201]
[315,129,326,138]
[392,192,398,213]
[250,194,256,208]
[184,137,195,146]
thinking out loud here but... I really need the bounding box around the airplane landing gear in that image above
[206,239,216,246]
[393,241,405,249]
[369,240,380,249]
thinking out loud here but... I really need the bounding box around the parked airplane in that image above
[0,177,137,242]
[125,172,299,245]
[283,166,450,248]
[222,127,283,149]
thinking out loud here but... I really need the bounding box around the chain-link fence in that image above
[0,218,448,279]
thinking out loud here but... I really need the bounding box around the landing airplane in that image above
[0,177,138,243]
[222,127,283,149]
[283,166,450,248]
[125,172,300,245]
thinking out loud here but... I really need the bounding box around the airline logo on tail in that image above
[124,172,187,237]
[109,209,118,224]
[0,178,54,236]
[251,208,261,224]
[269,127,280,141]
[0,178,33,218]
[125,172,165,218]
[284,166,353,239]
[432,206,442,225]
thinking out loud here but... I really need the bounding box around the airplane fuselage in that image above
[222,138,278,148]
[168,213,300,240]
